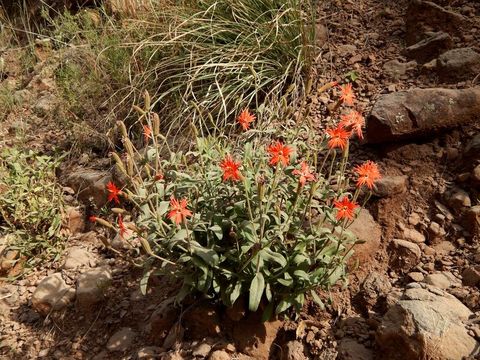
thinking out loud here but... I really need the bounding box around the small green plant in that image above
[0,148,65,271]
[0,84,16,120]
[93,84,380,317]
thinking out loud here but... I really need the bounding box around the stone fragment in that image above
[462,266,480,287]
[31,273,76,315]
[76,267,112,312]
[383,60,417,80]
[65,207,85,234]
[424,272,453,289]
[65,169,112,207]
[338,338,373,360]
[282,340,308,360]
[348,209,382,265]
[390,239,421,271]
[403,229,425,243]
[404,31,453,63]
[367,88,480,144]
[437,48,480,82]
[376,285,478,359]
[373,175,408,197]
[106,327,136,352]
[62,247,92,270]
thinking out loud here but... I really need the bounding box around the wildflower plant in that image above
[95,84,381,317]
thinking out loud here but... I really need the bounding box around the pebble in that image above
[106,327,137,352]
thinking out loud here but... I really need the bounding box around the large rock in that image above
[389,239,421,271]
[31,273,76,315]
[405,0,465,46]
[376,285,478,360]
[373,175,408,197]
[367,88,480,144]
[404,31,453,63]
[436,48,480,82]
[348,209,382,265]
[76,267,112,312]
[65,169,112,207]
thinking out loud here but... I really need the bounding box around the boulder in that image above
[404,31,453,63]
[367,88,480,144]
[348,209,382,266]
[31,273,76,315]
[436,48,480,82]
[358,271,392,311]
[376,285,478,360]
[424,272,458,289]
[403,228,425,244]
[76,267,112,312]
[405,0,465,46]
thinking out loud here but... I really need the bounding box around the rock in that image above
[427,222,446,243]
[232,313,282,360]
[33,94,58,116]
[0,249,19,272]
[65,207,85,234]
[192,343,212,357]
[472,165,480,184]
[405,0,465,45]
[31,273,76,315]
[404,31,453,63]
[389,239,421,271]
[184,303,221,338]
[403,228,425,243]
[337,338,373,360]
[432,241,455,256]
[107,327,136,352]
[209,350,230,360]
[465,134,480,159]
[137,346,164,360]
[282,340,308,360]
[65,169,112,207]
[446,187,471,210]
[366,88,480,144]
[437,48,480,82]
[348,209,382,265]
[376,285,478,360]
[358,272,392,311]
[148,298,179,344]
[373,175,408,197]
[408,272,424,282]
[62,247,92,270]
[465,206,480,234]
[76,267,111,312]
[383,60,417,80]
[424,272,455,289]
[462,266,480,287]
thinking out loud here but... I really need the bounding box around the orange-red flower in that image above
[334,197,359,221]
[118,214,126,238]
[220,154,242,182]
[143,125,152,142]
[340,110,365,139]
[339,83,355,106]
[326,125,350,150]
[292,161,315,185]
[167,196,192,225]
[107,181,121,204]
[155,173,164,181]
[355,161,381,189]
[237,109,256,130]
[89,215,97,223]
[267,141,293,167]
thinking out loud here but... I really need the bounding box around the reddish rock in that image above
[404,31,453,64]
[183,303,221,338]
[367,88,480,144]
[462,266,480,287]
[389,239,421,271]
[348,209,382,266]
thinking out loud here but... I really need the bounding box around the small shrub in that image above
[93,84,381,317]
[0,148,65,270]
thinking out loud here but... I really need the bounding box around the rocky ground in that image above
[1,0,480,359]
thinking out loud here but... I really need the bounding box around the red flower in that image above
[89,215,97,223]
[220,154,242,182]
[106,181,121,204]
[267,141,293,167]
[292,161,315,185]
[118,214,126,238]
[326,125,350,150]
[237,109,256,130]
[143,125,152,142]
[155,173,164,181]
[339,83,355,106]
[334,197,359,221]
[355,161,381,189]
[339,110,365,139]
[167,196,192,225]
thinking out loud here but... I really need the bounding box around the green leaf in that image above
[275,299,293,314]
[249,272,265,312]
[157,201,170,216]
[229,281,242,305]
[261,301,274,323]
[209,225,223,240]
[310,290,325,310]
[192,244,219,266]
[293,270,310,281]
[261,248,287,268]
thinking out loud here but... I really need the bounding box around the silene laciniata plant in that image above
[91,83,381,318]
